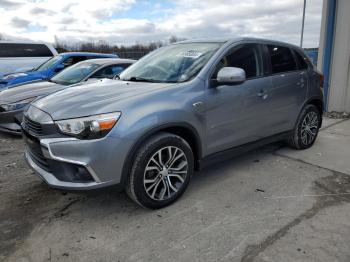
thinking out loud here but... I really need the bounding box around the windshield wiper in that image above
[48,79,57,84]
[126,76,160,83]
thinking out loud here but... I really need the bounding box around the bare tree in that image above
[58,40,166,59]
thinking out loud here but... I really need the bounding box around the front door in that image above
[204,43,273,155]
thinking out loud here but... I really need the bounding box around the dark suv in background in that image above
[22,38,324,209]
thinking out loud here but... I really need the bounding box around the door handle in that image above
[257,89,268,100]
[297,78,305,88]
[193,101,204,107]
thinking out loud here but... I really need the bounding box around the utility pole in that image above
[300,0,306,47]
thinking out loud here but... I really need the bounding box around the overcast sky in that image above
[0,0,323,47]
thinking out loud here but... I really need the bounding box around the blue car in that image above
[0,52,118,90]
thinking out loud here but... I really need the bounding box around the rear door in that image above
[263,44,308,133]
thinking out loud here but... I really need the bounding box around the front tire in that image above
[126,132,194,209]
[288,104,321,149]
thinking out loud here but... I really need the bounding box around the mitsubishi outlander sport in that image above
[22,38,324,209]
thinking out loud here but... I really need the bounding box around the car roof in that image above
[76,58,136,65]
[175,37,301,49]
[59,52,118,57]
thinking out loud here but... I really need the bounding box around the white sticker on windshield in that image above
[177,50,203,59]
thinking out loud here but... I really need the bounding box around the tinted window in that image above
[0,43,53,57]
[267,45,297,73]
[294,50,308,70]
[63,56,87,67]
[213,44,262,79]
[92,65,126,79]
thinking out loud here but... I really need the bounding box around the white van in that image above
[0,42,58,77]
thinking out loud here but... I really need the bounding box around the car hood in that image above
[0,81,64,103]
[2,70,43,80]
[32,79,174,120]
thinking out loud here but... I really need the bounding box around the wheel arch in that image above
[305,97,324,127]
[120,123,202,187]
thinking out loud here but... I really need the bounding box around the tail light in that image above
[319,74,324,89]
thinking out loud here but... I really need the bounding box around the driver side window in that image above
[91,65,126,79]
[212,44,263,80]
[62,56,87,67]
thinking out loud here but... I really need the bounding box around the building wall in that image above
[318,0,350,113]
[317,0,328,72]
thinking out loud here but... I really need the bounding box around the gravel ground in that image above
[1,118,350,262]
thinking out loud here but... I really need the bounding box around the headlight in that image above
[55,112,121,139]
[0,97,37,112]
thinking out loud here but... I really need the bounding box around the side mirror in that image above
[54,64,65,72]
[113,74,120,80]
[216,67,246,85]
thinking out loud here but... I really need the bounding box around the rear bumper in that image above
[0,109,23,135]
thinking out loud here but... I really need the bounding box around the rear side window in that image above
[267,45,297,74]
[294,50,308,70]
[0,43,53,57]
[213,44,263,79]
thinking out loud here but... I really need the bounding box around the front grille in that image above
[24,130,51,172]
[23,116,43,136]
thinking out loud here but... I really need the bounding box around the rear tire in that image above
[126,132,194,209]
[288,104,321,150]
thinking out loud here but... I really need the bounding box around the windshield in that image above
[36,55,62,71]
[51,62,100,85]
[119,43,222,83]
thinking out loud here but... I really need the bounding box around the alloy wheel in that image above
[301,111,319,146]
[143,146,188,201]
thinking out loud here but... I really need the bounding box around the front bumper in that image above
[0,109,23,135]
[25,150,116,190]
[23,133,133,190]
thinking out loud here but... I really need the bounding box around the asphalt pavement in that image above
[1,117,349,262]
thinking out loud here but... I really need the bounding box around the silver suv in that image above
[22,38,324,209]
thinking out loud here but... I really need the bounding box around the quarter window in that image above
[294,50,308,70]
[267,45,297,74]
[213,44,262,79]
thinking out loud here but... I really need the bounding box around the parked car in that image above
[0,41,58,78]
[0,52,118,90]
[22,38,324,209]
[0,58,135,134]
